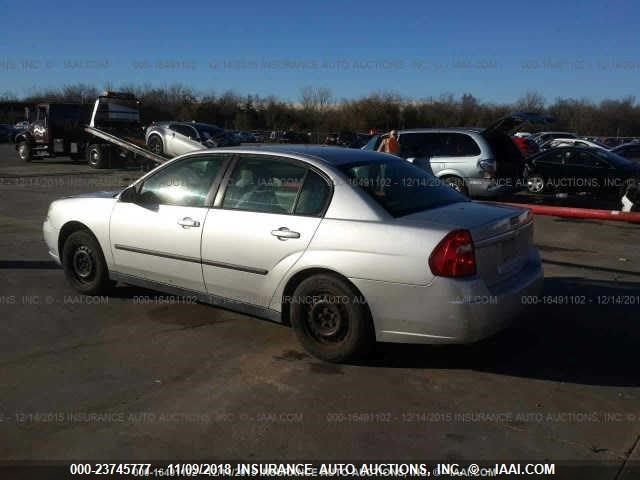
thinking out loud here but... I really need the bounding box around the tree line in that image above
[1,84,639,136]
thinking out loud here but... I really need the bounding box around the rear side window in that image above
[222,156,307,214]
[399,132,480,157]
[294,170,331,216]
[438,133,480,156]
[340,159,466,217]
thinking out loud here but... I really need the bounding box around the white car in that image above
[542,138,610,151]
[43,146,543,362]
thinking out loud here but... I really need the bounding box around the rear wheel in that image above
[148,135,164,156]
[442,175,469,196]
[62,230,113,295]
[290,274,374,363]
[527,174,545,193]
[17,141,32,162]
[87,144,107,169]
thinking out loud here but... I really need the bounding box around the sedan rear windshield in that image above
[593,149,636,168]
[339,159,467,217]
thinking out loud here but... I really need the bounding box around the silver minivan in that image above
[363,113,552,197]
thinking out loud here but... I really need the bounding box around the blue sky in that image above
[1,0,639,103]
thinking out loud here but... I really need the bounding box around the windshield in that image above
[362,135,381,151]
[196,125,224,140]
[593,149,636,168]
[339,159,467,217]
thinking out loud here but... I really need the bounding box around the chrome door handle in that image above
[271,227,300,240]
[178,217,200,228]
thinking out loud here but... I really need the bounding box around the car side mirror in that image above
[137,190,160,208]
[119,186,138,203]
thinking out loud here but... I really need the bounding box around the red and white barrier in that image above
[488,202,640,223]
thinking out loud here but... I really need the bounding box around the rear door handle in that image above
[271,227,300,240]
[178,217,200,228]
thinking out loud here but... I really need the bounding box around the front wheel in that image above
[290,274,374,363]
[442,175,469,196]
[62,230,113,295]
[17,141,32,162]
[147,135,164,155]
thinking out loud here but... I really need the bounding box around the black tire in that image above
[17,141,32,162]
[147,135,164,156]
[442,175,469,196]
[62,230,113,295]
[289,274,374,363]
[87,144,107,169]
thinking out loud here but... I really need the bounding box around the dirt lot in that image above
[1,144,639,478]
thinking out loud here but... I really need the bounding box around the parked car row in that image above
[0,123,18,143]
[325,131,373,149]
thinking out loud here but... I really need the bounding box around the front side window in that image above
[138,154,228,207]
[222,156,307,214]
[340,158,466,217]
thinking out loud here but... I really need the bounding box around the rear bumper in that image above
[351,248,543,344]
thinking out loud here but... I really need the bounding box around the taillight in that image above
[478,159,496,179]
[429,229,476,277]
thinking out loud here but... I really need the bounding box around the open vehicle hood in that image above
[483,112,554,136]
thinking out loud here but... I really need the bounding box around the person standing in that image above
[377,130,401,155]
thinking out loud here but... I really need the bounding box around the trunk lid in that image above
[482,112,554,137]
[400,201,534,286]
[483,112,555,182]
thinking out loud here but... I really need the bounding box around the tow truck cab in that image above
[14,103,91,161]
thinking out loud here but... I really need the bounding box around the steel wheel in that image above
[290,274,374,362]
[71,245,96,283]
[305,293,349,344]
[62,230,113,295]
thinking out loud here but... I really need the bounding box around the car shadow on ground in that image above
[368,277,640,387]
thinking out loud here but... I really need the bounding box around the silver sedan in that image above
[43,146,543,362]
[145,121,238,158]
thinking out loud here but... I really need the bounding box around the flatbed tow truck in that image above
[14,91,167,169]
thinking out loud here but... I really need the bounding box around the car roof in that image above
[213,144,396,166]
[396,127,484,134]
[613,142,640,149]
[534,131,575,136]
